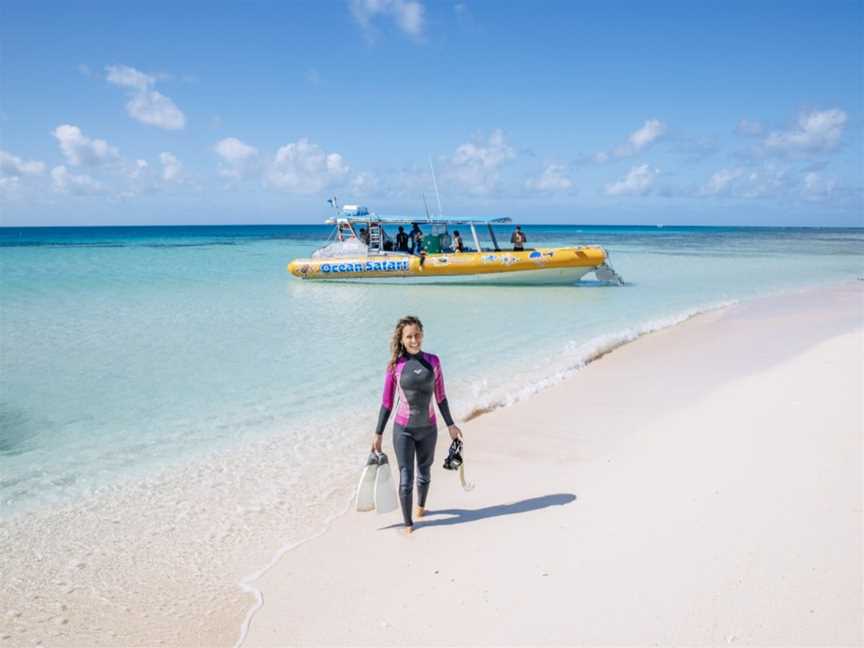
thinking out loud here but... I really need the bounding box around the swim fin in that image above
[373,452,398,514]
[355,452,379,512]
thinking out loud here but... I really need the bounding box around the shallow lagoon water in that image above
[1,224,862,515]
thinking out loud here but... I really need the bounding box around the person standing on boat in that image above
[373,315,461,534]
[511,225,527,251]
[409,223,423,254]
[452,230,464,253]
[395,226,410,253]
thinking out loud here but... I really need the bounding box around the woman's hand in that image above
[448,425,462,440]
[371,434,383,453]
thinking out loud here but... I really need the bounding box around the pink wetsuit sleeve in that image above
[375,366,398,435]
[381,366,396,409]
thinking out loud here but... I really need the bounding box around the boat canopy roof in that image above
[325,213,512,226]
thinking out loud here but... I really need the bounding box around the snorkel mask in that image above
[442,438,463,470]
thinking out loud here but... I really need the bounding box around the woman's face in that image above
[401,324,423,354]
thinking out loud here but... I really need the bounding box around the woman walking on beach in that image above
[373,315,461,534]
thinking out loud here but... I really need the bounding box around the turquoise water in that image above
[1,224,862,517]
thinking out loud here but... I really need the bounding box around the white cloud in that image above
[106,64,153,90]
[213,137,354,192]
[266,138,350,193]
[50,165,104,195]
[105,64,186,130]
[526,164,573,192]
[214,137,260,179]
[698,164,790,200]
[53,125,120,167]
[800,172,837,202]
[443,129,515,195]
[452,130,514,168]
[126,90,186,130]
[605,164,658,196]
[159,152,183,182]
[351,0,425,39]
[595,119,667,162]
[741,169,787,199]
[120,155,185,196]
[629,119,666,151]
[128,159,149,179]
[762,109,847,155]
[0,150,46,176]
[351,171,380,195]
[214,137,258,162]
[700,167,745,196]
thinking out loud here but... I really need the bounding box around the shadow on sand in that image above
[379,493,576,531]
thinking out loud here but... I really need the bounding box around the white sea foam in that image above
[234,498,353,648]
[456,299,737,421]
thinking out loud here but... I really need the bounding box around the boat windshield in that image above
[312,238,367,259]
[315,213,507,256]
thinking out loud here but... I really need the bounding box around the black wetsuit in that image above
[376,351,454,526]
[395,231,410,252]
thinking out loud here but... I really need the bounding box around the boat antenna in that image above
[422,193,431,220]
[429,156,443,218]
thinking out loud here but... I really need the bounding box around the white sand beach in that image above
[241,281,863,647]
[3,282,861,648]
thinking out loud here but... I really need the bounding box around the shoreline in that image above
[231,297,749,646]
[458,277,862,422]
[460,297,739,422]
[1,279,861,647]
[231,284,797,644]
[241,280,863,647]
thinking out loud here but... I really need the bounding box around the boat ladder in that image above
[368,222,382,253]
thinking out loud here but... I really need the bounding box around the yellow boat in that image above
[287,202,623,286]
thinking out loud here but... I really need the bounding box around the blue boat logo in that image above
[320,260,410,273]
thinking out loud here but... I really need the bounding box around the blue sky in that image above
[1,0,861,226]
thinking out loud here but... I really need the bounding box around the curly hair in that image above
[388,315,424,369]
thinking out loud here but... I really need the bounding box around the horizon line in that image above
[1,223,862,230]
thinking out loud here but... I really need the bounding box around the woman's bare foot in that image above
[415,507,426,519]
[403,525,414,535]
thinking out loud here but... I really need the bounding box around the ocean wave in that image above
[461,300,738,422]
